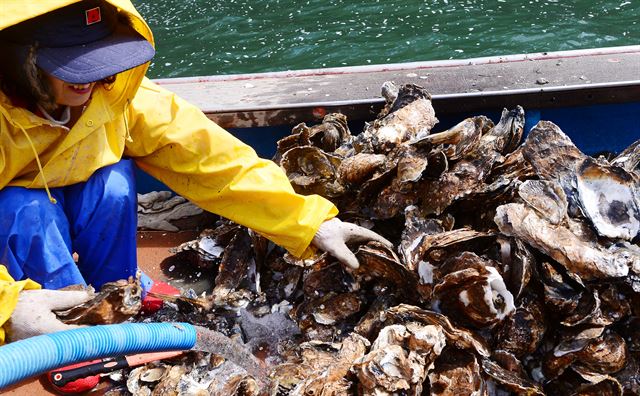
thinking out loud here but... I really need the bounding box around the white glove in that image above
[7,289,94,342]
[311,218,393,269]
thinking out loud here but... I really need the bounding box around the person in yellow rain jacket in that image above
[0,0,391,343]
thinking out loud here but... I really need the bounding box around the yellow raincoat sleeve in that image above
[0,265,40,344]
[125,78,339,258]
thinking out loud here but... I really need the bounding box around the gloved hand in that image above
[311,218,393,269]
[7,289,94,342]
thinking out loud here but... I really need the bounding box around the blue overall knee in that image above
[0,159,138,289]
[0,186,81,289]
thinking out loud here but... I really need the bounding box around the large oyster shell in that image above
[495,203,630,280]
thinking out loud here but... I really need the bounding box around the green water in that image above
[133,0,639,79]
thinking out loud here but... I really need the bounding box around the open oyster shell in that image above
[575,158,640,240]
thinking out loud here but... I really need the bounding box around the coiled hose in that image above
[0,322,197,389]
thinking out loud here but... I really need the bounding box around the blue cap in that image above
[6,0,155,84]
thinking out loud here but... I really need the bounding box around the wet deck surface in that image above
[4,231,199,396]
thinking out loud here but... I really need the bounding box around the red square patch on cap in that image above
[85,7,101,25]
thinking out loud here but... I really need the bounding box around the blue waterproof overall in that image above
[0,160,145,290]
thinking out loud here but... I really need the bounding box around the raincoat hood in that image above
[1,0,154,105]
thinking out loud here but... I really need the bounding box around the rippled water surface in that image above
[133,0,639,78]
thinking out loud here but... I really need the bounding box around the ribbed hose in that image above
[0,322,197,389]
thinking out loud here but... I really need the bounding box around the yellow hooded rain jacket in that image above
[0,0,338,341]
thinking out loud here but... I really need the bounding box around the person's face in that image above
[44,73,96,107]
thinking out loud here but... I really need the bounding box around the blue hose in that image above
[0,322,197,389]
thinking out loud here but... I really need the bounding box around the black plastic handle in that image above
[50,356,128,386]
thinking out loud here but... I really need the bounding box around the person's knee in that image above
[0,187,63,232]
[100,160,136,208]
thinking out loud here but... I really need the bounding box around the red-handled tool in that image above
[48,350,184,393]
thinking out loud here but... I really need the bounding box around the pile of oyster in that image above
[119,83,639,395]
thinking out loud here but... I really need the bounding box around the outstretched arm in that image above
[125,78,392,266]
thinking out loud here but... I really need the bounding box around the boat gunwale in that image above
[188,80,640,114]
[153,45,640,85]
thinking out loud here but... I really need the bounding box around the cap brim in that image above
[36,30,155,84]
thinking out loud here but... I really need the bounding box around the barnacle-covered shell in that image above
[290,291,361,340]
[575,158,640,240]
[56,278,140,325]
[302,260,355,297]
[311,293,363,325]
[371,182,419,220]
[124,82,640,395]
